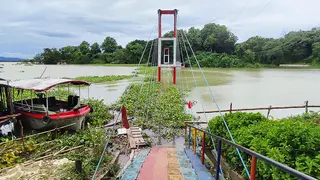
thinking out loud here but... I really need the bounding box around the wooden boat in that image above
[0,78,20,137]
[11,78,92,131]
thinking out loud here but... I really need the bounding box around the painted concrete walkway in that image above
[120,147,214,180]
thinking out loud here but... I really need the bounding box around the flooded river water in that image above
[2,62,320,119]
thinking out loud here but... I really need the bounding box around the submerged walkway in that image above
[120,146,214,180]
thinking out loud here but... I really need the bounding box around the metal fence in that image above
[185,124,317,180]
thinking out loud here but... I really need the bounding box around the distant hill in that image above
[0,56,25,62]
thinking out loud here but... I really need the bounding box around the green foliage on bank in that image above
[32,23,320,67]
[207,112,320,179]
[189,52,263,68]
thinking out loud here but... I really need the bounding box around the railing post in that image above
[193,129,197,153]
[267,105,271,118]
[305,100,308,113]
[201,132,205,164]
[250,155,257,180]
[184,122,187,143]
[188,126,191,148]
[229,102,232,113]
[215,139,222,180]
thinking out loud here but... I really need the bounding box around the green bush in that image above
[208,112,320,179]
[82,98,113,126]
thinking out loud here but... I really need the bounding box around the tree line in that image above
[32,23,320,67]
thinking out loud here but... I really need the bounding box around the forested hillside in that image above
[32,23,320,67]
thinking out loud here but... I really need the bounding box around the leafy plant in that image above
[207,112,320,179]
[82,98,113,126]
[73,75,131,83]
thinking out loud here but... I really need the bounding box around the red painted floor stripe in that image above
[137,148,169,180]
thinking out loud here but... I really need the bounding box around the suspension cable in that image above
[145,61,157,122]
[181,30,250,177]
[91,24,157,180]
[179,32,225,179]
[133,40,155,118]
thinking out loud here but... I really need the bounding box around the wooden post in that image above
[215,139,222,180]
[267,105,272,118]
[55,125,58,138]
[229,103,232,113]
[75,160,82,173]
[201,132,205,164]
[305,101,309,113]
[250,156,257,180]
[18,120,25,150]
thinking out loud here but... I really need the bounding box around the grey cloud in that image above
[1,0,320,58]
[35,31,77,38]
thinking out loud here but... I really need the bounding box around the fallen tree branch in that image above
[0,123,76,145]
[34,145,84,161]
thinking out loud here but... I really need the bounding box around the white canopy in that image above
[9,78,90,92]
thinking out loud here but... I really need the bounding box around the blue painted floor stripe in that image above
[176,145,199,180]
[184,148,214,180]
[120,148,150,180]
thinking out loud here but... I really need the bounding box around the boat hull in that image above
[20,115,86,131]
[18,106,91,131]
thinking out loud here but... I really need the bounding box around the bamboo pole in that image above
[196,103,320,114]
[34,145,83,161]
[96,151,120,180]
[0,123,76,145]
[0,113,21,120]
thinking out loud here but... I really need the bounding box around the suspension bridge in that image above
[92,9,317,180]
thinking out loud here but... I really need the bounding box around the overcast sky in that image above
[1,0,319,58]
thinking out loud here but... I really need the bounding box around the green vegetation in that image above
[31,23,320,68]
[1,87,115,178]
[73,75,131,83]
[112,76,193,139]
[0,126,114,179]
[189,52,262,68]
[83,98,113,126]
[207,112,320,179]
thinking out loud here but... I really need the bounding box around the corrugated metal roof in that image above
[0,78,9,86]
[10,78,90,92]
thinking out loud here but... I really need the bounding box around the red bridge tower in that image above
[157,9,178,84]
